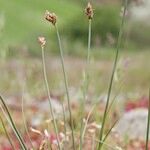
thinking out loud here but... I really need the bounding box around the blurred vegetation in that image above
[63,5,120,46]
[0,0,149,96]
[128,22,150,48]
[0,0,81,55]
[0,0,150,56]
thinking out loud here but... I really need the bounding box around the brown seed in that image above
[45,10,57,25]
[85,2,94,19]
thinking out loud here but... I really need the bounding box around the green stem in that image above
[102,117,120,143]
[55,25,75,150]
[0,96,27,150]
[146,88,150,150]
[97,1,128,149]
[80,18,92,150]
[41,46,61,150]
[81,102,95,141]
[0,114,15,150]
[106,82,124,117]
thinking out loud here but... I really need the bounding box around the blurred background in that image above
[0,0,150,149]
[0,0,149,97]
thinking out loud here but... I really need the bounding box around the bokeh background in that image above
[0,0,149,97]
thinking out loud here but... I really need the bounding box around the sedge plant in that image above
[44,11,75,149]
[79,2,93,149]
[97,0,128,149]
[38,36,61,150]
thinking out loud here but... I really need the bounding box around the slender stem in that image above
[55,24,75,150]
[0,114,15,150]
[21,89,34,149]
[62,103,67,137]
[106,81,124,116]
[146,88,150,150]
[82,102,95,140]
[94,138,119,150]
[0,96,27,150]
[83,19,92,102]
[102,117,120,143]
[97,1,128,149]
[41,46,61,150]
[80,18,92,150]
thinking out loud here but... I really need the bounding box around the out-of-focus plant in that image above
[63,5,120,47]
[0,13,8,60]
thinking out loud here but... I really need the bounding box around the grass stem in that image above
[0,114,15,150]
[41,46,61,150]
[55,24,75,150]
[80,18,92,150]
[0,96,27,150]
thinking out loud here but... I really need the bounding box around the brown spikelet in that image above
[38,36,46,47]
[85,2,94,19]
[45,10,57,25]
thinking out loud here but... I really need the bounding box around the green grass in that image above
[0,0,81,45]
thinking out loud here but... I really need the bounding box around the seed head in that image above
[45,10,57,25]
[85,2,94,19]
[38,36,46,47]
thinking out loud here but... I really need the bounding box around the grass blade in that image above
[97,0,128,149]
[0,95,27,150]
[102,117,121,143]
[0,114,15,150]
[55,24,75,150]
